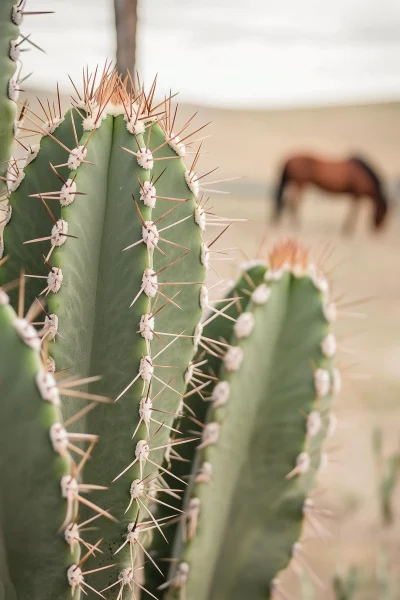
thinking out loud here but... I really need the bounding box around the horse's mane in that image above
[349,155,383,195]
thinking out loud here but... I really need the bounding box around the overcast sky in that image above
[23,0,400,108]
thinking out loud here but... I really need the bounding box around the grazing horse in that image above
[272,153,389,234]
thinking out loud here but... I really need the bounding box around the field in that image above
[6,91,400,597]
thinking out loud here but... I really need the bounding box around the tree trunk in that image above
[114,0,137,76]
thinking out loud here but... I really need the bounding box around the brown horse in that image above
[272,153,389,234]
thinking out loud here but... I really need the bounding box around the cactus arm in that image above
[166,247,336,600]
[0,1,19,195]
[380,454,400,525]
[0,296,76,600]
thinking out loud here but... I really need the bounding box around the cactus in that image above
[335,429,400,600]
[0,1,51,253]
[0,0,22,249]
[160,240,338,600]
[372,427,400,526]
[0,58,341,598]
[371,429,399,599]
[333,567,359,600]
[0,283,116,598]
[0,70,211,597]
[0,1,22,192]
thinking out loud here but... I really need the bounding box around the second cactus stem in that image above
[160,241,339,600]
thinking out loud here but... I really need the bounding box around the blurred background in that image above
[21,1,400,597]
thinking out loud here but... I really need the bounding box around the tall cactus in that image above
[0,62,342,598]
[0,70,211,597]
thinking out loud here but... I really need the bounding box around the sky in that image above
[22,0,400,108]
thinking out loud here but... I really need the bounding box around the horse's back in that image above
[285,153,352,192]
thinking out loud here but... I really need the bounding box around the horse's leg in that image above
[288,183,303,229]
[341,196,360,235]
[271,163,290,223]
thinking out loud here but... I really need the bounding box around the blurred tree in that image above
[114,0,137,75]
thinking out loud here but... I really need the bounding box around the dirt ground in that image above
[7,91,400,597]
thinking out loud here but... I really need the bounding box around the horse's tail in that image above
[373,186,390,229]
[273,163,290,221]
[350,155,389,229]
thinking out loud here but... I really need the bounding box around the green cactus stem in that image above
[0,0,22,256]
[372,428,400,526]
[333,567,359,600]
[0,1,53,254]
[0,287,78,599]
[0,1,19,196]
[165,240,339,600]
[1,70,216,596]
